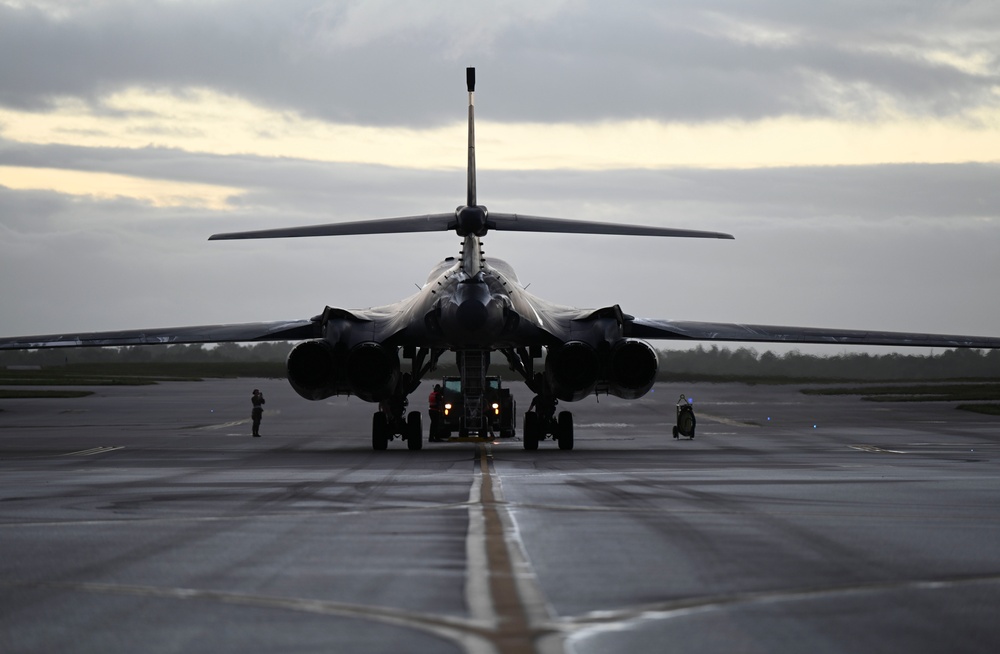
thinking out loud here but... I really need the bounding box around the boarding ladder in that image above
[458,350,489,434]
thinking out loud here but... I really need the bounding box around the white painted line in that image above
[849,445,906,454]
[59,446,124,457]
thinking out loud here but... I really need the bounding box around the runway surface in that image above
[2,379,999,653]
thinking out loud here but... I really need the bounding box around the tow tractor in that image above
[431,373,516,441]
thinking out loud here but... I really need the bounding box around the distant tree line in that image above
[658,345,1000,382]
[0,343,291,367]
[2,343,998,382]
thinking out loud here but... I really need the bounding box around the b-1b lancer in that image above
[3,68,1000,450]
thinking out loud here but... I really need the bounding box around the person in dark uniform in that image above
[251,389,265,437]
[428,384,443,441]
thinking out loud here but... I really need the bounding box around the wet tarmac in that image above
[2,379,999,653]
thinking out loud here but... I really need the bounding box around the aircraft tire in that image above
[407,411,423,451]
[372,412,389,451]
[523,412,539,451]
[557,411,574,450]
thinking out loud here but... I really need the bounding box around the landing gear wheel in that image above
[523,412,539,451]
[407,411,423,451]
[557,411,574,450]
[672,426,679,439]
[372,412,389,451]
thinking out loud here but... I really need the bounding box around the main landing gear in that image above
[372,409,423,451]
[522,402,574,451]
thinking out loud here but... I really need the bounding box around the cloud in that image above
[5,136,999,221]
[1,1,998,125]
[4,93,999,179]
[0,165,242,209]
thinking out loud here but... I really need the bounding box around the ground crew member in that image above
[251,389,265,437]
[428,384,443,441]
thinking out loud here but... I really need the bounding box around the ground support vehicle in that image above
[673,402,696,439]
[431,373,516,441]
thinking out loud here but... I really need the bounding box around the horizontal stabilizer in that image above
[486,213,734,239]
[210,214,457,240]
[211,213,733,241]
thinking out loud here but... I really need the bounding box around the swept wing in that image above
[628,318,1000,349]
[0,320,319,350]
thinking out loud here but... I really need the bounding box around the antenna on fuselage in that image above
[466,67,477,208]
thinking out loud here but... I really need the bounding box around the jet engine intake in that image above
[545,341,600,401]
[607,339,658,399]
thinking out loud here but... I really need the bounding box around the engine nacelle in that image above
[545,341,600,402]
[286,339,400,403]
[607,339,658,399]
[345,341,401,403]
[287,339,348,401]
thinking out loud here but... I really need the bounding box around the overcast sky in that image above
[1,0,999,354]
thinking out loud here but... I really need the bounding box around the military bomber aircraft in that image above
[3,68,1000,450]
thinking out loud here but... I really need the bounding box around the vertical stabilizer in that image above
[466,67,476,207]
